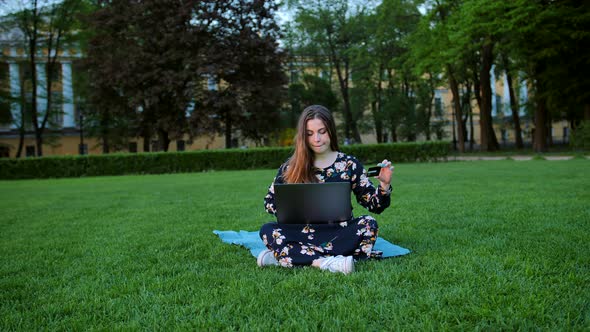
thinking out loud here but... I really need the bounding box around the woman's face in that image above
[306,118,332,155]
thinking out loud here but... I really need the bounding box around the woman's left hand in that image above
[377,159,394,190]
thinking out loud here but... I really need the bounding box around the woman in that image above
[258,105,393,274]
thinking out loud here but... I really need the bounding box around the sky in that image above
[1,0,51,16]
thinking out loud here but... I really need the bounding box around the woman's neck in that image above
[313,150,338,169]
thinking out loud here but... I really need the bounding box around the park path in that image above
[446,155,589,161]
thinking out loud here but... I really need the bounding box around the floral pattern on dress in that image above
[272,228,286,245]
[302,225,316,240]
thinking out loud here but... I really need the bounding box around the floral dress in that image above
[260,152,392,267]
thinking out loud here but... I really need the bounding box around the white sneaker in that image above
[319,255,354,274]
[257,249,278,267]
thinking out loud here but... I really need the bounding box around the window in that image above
[434,97,443,117]
[50,92,63,128]
[20,62,32,84]
[26,145,35,157]
[75,103,85,127]
[0,146,9,158]
[151,140,160,152]
[207,75,217,91]
[79,144,87,155]
[46,63,61,82]
[495,95,502,116]
[0,63,8,86]
[128,142,137,153]
[290,70,299,83]
[176,140,185,152]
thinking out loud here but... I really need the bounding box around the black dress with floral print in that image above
[260,152,392,267]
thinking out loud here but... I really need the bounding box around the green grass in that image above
[1,160,589,330]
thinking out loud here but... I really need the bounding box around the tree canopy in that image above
[84,0,286,151]
[285,0,590,151]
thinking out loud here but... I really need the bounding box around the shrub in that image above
[570,121,590,150]
[0,141,450,180]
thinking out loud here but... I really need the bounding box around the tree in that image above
[0,62,26,157]
[290,0,368,143]
[8,0,85,156]
[202,0,287,148]
[378,0,421,142]
[408,5,447,143]
[87,0,286,151]
[506,0,590,152]
[449,0,590,152]
[414,0,469,152]
[86,0,221,152]
[496,54,524,149]
[289,74,338,128]
[344,0,421,143]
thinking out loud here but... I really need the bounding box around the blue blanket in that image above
[213,230,410,258]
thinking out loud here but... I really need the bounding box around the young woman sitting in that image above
[258,105,394,274]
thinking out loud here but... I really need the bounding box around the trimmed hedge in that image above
[0,141,450,180]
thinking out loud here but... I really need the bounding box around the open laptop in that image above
[273,182,352,224]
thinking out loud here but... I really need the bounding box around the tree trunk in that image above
[473,69,482,113]
[29,50,42,156]
[34,130,43,157]
[447,66,465,153]
[103,135,110,154]
[143,136,150,152]
[469,103,474,151]
[101,115,110,154]
[462,82,471,145]
[479,40,499,152]
[501,55,524,149]
[425,73,435,141]
[371,100,382,143]
[16,81,27,158]
[333,59,350,140]
[547,111,553,147]
[533,96,548,152]
[158,128,170,152]
[334,59,360,144]
[325,21,360,145]
[506,70,524,149]
[471,66,480,151]
[16,132,24,158]
[374,63,384,143]
[225,108,232,149]
[390,124,397,142]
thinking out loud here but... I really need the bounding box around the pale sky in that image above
[0,0,63,16]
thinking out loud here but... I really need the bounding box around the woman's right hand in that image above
[377,159,394,189]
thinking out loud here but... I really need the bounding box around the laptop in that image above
[273,182,352,224]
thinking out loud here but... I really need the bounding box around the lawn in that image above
[1,159,589,330]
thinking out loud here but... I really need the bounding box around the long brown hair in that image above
[283,105,340,183]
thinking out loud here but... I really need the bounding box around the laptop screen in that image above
[273,182,352,224]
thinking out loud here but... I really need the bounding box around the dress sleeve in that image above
[263,163,287,216]
[350,158,391,214]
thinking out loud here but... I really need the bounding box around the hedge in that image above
[0,141,450,180]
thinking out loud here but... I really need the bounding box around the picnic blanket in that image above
[213,230,411,258]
